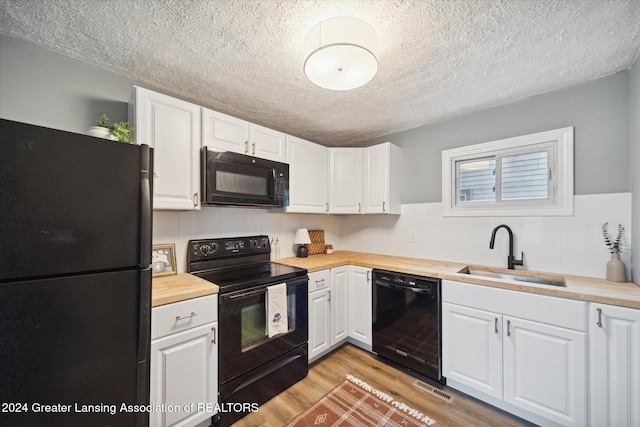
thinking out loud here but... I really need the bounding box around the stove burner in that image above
[187,235,307,293]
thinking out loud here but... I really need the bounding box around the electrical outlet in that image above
[409,230,417,243]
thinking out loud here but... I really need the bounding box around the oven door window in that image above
[220,279,308,384]
[211,161,273,202]
[241,293,296,352]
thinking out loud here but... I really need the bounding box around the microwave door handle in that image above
[270,169,276,199]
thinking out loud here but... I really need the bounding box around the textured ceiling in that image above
[1,0,639,146]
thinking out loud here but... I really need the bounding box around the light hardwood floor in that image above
[232,344,534,426]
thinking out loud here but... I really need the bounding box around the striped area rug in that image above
[286,375,436,426]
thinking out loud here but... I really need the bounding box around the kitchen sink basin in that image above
[457,266,566,287]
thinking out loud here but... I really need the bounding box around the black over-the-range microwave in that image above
[201,147,289,208]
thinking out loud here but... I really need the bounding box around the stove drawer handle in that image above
[176,312,197,321]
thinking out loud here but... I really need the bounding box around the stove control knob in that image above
[200,244,211,255]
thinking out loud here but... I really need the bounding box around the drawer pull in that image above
[176,312,197,321]
[315,278,326,283]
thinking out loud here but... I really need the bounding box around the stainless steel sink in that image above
[457,266,566,287]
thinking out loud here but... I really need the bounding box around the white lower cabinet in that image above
[442,303,503,399]
[150,295,218,427]
[442,280,586,426]
[347,266,372,350]
[331,266,349,345]
[589,303,640,427]
[308,270,331,360]
[503,316,586,426]
[308,267,349,362]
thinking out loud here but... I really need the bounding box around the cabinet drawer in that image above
[443,280,586,331]
[308,269,331,293]
[152,294,218,340]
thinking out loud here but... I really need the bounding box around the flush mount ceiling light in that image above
[304,16,378,91]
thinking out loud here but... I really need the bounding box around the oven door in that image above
[372,274,442,383]
[219,276,308,384]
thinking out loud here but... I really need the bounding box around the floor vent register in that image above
[412,380,454,403]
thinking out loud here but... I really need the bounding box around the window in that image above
[442,127,573,216]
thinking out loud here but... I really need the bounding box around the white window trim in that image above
[442,127,574,217]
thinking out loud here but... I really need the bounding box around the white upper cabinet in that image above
[329,142,401,215]
[249,123,286,162]
[363,142,402,214]
[201,108,286,163]
[201,107,249,154]
[329,147,363,214]
[129,86,201,211]
[285,135,329,213]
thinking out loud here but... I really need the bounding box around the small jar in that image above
[324,244,334,255]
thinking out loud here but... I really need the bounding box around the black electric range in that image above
[186,235,309,427]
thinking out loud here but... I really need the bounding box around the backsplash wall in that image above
[154,193,632,281]
[153,208,344,273]
[339,193,632,281]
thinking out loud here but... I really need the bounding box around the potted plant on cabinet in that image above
[87,114,136,144]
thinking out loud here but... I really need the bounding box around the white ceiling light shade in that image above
[304,17,378,91]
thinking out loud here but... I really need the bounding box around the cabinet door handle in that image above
[367,270,371,281]
[193,192,199,207]
[244,140,249,153]
[252,142,256,155]
[383,201,386,212]
[494,318,499,334]
[327,290,331,302]
[596,308,603,328]
[325,202,329,212]
[212,326,217,344]
[507,320,511,336]
[176,312,197,321]
[358,202,361,213]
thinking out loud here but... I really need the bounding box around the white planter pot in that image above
[86,126,118,141]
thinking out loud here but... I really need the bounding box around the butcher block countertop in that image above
[152,273,219,307]
[276,251,640,310]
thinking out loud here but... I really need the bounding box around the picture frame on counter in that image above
[151,243,177,277]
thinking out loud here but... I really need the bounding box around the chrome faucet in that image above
[489,224,524,270]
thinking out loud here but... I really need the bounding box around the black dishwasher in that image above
[372,269,443,384]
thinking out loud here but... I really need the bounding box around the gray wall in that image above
[364,72,631,204]
[0,34,136,133]
[631,57,639,284]
[1,35,630,204]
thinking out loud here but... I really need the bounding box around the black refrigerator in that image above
[0,119,152,426]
